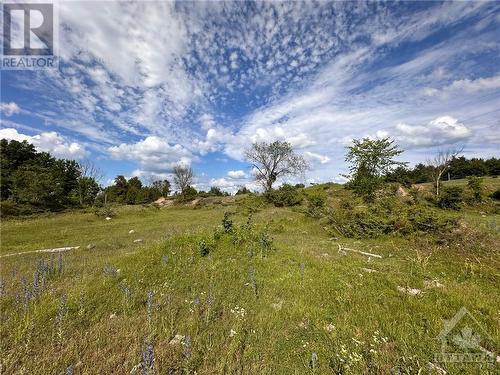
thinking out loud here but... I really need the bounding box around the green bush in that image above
[222,212,233,233]
[491,188,500,201]
[265,184,302,207]
[467,176,484,202]
[176,186,198,203]
[438,186,463,210]
[0,200,44,217]
[198,239,214,256]
[305,191,326,218]
[325,197,457,239]
[235,193,268,214]
[94,206,116,218]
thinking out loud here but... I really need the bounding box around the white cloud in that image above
[394,116,471,147]
[208,176,258,194]
[0,102,20,116]
[3,1,499,181]
[304,151,330,165]
[0,128,87,159]
[227,170,246,178]
[424,75,500,97]
[108,136,192,175]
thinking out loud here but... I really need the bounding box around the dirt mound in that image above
[154,197,174,207]
[396,186,409,197]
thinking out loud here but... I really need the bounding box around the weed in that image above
[222,212,233,233]
[146,290,154,326]
[258,227,273,257]
[199,239,214,257]
[55,295,67,345]
[103,264,118,276]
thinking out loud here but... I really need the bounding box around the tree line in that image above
[0,139,171,215]
[1,137,498,216]
[385,155,499,186]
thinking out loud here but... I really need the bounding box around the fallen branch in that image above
[339,245,382,258]
[0,246,80,258]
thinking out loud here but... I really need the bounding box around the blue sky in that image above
[1,1,499,192]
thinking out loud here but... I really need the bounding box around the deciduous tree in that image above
[345,137,406,200]
[173,165,194,192]
[245,141,307,192]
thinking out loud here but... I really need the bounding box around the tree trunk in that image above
[436,169,445,196]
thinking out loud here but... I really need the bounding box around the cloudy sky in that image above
[1,1,499,192]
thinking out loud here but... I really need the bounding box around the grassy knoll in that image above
[0,187,499,374]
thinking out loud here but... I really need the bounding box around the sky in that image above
[1,1,499,193]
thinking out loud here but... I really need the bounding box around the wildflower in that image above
[230,306,247,319]
[140,341,156,375]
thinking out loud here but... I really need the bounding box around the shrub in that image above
[176,186,197,203]
[305,191,326,218]
[235,193,268,214]
[198,239,214,256]
[265,184,302,207]
[222,212,233,233]
[467,176,484,202]
[438,186,463,210]
[491,188,500,201]
[235,186,251,195]
[94,206,116,218]
[326,198,457,239]
[0,200,44,217]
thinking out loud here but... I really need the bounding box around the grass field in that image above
[1,185,499,374]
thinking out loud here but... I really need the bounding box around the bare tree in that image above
[78,159,104,182]
[77,160,103,205]
[173,165,194,192]
[428,148,462,196]
[245,141,308,192]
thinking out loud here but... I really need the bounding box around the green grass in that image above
[1,195,499,374]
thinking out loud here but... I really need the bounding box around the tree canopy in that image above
[245,141,308,192]
[173,165,194,192]
[0,139,98,212]
[345,137,406,200]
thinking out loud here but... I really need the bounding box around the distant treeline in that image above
[1,139,98,215]
[1,138,499,215]
[103,176,170,205]
[0,139,170,215]
[385,156,500,186]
